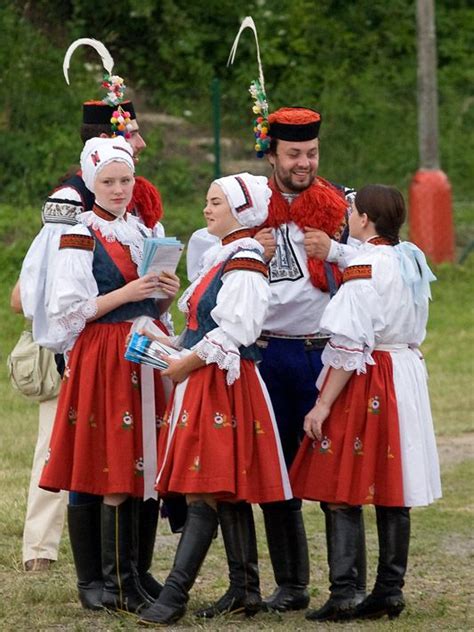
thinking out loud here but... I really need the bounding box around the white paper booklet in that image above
[139,237,184,299]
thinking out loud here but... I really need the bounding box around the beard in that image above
[275,168,317,193]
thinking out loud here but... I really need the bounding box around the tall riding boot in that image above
[306,505,362,622]
[101,499,153,613]
[321,503,367,606]
[67,502,103,610]
[136,499,163,599]
[262,499,310,612]
[196,502,262,618]
[138,501,218,625]
[356,506,410,620]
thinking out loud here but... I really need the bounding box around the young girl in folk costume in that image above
[290,184,441,622]
[39,137,180,614]
[139,173,292,626]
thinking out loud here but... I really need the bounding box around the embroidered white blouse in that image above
[46,212,164,354]
[179,234,271,385]
[320,241,430,374]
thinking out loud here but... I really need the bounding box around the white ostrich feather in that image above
[227,16,265,92]
[63,38,114,85]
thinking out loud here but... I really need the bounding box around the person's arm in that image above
[10,280,23,314]
[160,352,205,383]
[91,273,165,321]
[303,367,354,441]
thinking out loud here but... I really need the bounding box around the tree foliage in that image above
[1,0,472,204]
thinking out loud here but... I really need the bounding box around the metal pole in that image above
[417,0,439,169]
[212,77,221,179]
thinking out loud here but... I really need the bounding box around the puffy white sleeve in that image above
[320,274,385,374]
[191,250,270,384]
[326,237,361,269]
[20,223,76,348]
[47,225,99,353]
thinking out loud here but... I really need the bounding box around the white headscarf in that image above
[80,136,135,192]
[213,172,271,228]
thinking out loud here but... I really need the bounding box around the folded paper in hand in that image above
[139,237,184,299]
[125,332,190,370]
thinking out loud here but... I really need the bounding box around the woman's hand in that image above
[139,330,175,347]
[161,352,205,383]
[121,274,161,303]
[303,398,331,441]
[157,271,180,299]
[161,356,191,383]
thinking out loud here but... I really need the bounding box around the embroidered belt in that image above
[258,331,330,350]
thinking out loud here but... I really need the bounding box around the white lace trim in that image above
[192,334,241,385]
[51,298,98,349]
[178,237,264,314]
[79,211,151,268]
[322,341,375,375]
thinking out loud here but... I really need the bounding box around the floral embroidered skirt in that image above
[40,321,166,497]
[290,349,442,507]
[156,360,292,504]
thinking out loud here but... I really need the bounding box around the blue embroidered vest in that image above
[90,232,160,324]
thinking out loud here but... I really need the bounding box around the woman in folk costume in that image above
[39,136,180,614]
[138,173,292,626]
[290,185,442,622]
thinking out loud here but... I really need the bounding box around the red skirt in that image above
[290,351,404,506]
[40,321,166,497]
[156,361,290,504]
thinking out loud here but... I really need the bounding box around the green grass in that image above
[0,202,473,630]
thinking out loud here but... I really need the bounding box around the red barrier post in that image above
[409,169,455,263]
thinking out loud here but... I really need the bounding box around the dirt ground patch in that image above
[437,432,474,468]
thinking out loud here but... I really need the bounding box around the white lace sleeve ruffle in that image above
[322,336,375,374]
[47,225,99,353]
[192,250,270,385]
[192,328,241,385]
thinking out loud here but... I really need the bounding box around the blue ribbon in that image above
[394,241,437,304]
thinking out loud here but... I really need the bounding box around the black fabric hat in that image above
[82,100,136,125]
[268,107,321,141]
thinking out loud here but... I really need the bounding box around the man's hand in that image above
[254,227,276,262]
[304,227,331,260]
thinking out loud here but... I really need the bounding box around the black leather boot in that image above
[306,505,362,622]
[138,501,218,626]
[136,499,163,599]
[195,501,262,618]
[355,506,410,620]
[67,502,103,610]
[262,499,310,612]
[321,503,367,606]
[101,499,153,613]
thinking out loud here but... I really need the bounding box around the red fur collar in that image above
[264,176,348,293]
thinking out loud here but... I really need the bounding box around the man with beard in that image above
[193,107,366,619]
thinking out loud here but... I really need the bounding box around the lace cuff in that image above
[51,298,98,349]
[192,331,240,386]
[322,338,375,374]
